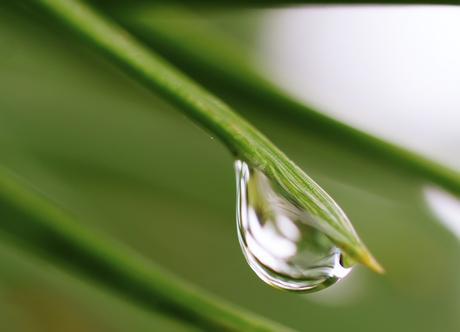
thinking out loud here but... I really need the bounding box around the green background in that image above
[0,3,458,331]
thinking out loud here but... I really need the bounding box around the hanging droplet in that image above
[235,160,352,292]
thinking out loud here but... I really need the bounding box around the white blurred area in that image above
[259,6,460,171]
[424,185,460,240]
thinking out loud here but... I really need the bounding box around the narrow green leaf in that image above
[30,0,382,272]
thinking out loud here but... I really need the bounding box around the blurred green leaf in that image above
[114,4,460,197]
[0,164,292,332]
[0,240,199,332]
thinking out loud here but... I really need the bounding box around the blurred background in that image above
[0,2,459,331]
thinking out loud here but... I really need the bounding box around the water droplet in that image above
[235,160,351,292]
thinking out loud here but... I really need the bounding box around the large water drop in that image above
[235,160,351,292]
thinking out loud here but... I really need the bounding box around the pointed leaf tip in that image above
[360,250,385,274]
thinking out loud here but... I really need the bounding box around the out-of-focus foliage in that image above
[0,3,458,332]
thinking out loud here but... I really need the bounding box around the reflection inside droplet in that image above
[235,160,351,292]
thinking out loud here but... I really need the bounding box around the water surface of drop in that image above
[235,160,351,292]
